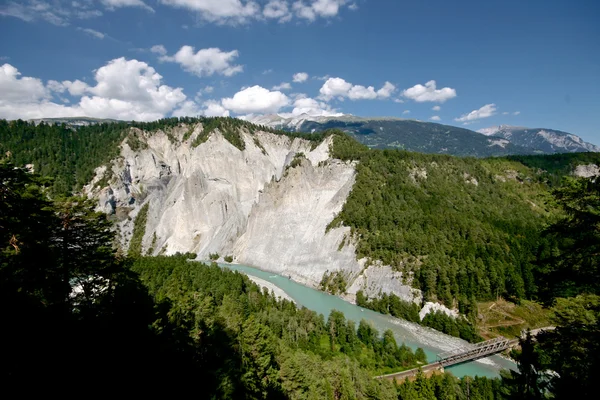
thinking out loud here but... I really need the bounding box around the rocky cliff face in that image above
[84,123,420,303]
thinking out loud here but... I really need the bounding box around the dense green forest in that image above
[327,134,593,308]
[1,159,420,397]
[0,117,321,196]
[356,291,481,343]
[2,120,599,397]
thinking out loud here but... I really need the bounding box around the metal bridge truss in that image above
[436,337,511,367]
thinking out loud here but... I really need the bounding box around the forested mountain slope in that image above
[2,118,599,314]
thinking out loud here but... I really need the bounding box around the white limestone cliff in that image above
[83,123,421,303]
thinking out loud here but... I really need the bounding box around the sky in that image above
[1,0,599,143]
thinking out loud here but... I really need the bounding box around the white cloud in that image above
[222,85,290,114]
[263,0,292,22]
[0,63,50,103]
[348,2,358,10]
[432,105,441,111]
[402,110,410,115]
[429,116,441,121]
[172,100,202,117]
[513,111,520,115]
[203,100,231,117]
[393,98,404,104]
[0,0,153,26]
[48,79,90,96]
[160,0,261,24]
[293,0,349,21]
[502,112,509,115]
[0,59,187,122]
[77,27,105,39]
[272,82,292,91]
[203,86,214,94]
[293,72,309,83]
[100,0,154,12]
[159,46,243,77]
[279,94,342,117]
[376,81,396,98]
[402,80,457,103]
[150,44,167,56]
[319,77,395,101]
[318,77,352,100]
[262,69,274,75]
[455,103,497,123]
[348,85,377,100]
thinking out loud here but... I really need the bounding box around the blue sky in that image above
[1,0,599,143]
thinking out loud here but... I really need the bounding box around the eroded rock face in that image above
[84,123,420,303]
[574,164,600,178]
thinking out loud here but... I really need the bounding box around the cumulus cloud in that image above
[77,27,105,39]
[319,77,395,101]
[429,116,441,121]
[272,82,292,91]
[0,64,50,103]
[279,94,342,118]
[263,0,292,22]
[0,59,187,121]
[292,0,349,21]
[402,110,410,115]
[158,0,352,24]
[513,111,520,115]
[432,105,441,111]
[293,72,309,83]
[48,79,90,96]
[160,0,260,24]
[455,104,497,123]
[203,100,231,117]
[402,80,457,103]
[150,44,168,56]
[159,45,243,77]
[222,85,290,114]
[376,81,396,98]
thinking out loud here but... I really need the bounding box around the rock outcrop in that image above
[84,123,421,303]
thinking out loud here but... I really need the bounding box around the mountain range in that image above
[248,114,600,157]
[28,114,600,158]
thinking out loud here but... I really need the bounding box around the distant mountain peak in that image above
[478,125,599,153]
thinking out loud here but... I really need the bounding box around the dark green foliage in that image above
[329,134,555,304]
[0,119,127,195]
[422,311,482,343]
[209,252,219,260]
[320,270,348,295]
[224,255,233,263]
[127,203,149,258]
[500,332,548,400]
[534,295,600,399]
[536,176,600,301]
[356,290,480,342]
[507,152,600,186]
[356,291,421,323]
[0,162,182,394]
[396,372,505,400]
[0,117,329,197]
[132,256,424,394]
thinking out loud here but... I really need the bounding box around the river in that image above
[211,262,516,378]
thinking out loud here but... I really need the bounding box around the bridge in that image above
[435,336,516,367]
[375,336,517,383]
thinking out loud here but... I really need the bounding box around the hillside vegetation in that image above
[329,134,560,308]
[0,117,321,196]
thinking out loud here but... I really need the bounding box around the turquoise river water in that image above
[210,262,516,378]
